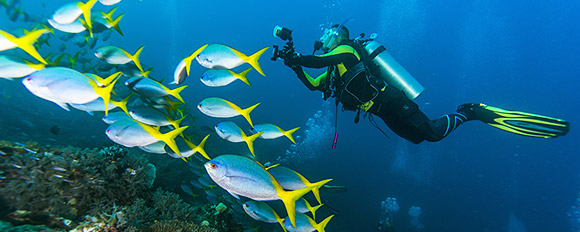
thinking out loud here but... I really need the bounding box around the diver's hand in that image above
[282,50,302,69]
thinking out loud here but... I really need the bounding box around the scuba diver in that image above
[271,22,570,144]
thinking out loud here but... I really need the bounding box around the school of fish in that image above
[0,0,334,230]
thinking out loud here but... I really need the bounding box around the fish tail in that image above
[247,46,269,77]
[1,29,49,64]
[241,130,264,157]
[142,67,152,78]
[275,184,315,229]
[101,6,118,20]
[150,125,189,157]
[272,209,288,232]
[312,214,334,232]
[233,67,253,86]
[281,126,301,144]
[98,76,120,116]
[129,45,145,72]
[78,0,98,37]
[169,115,186,129]
[23,60,46,70]
[108,13,124,36]
[308,201,324,221]
[195,134,211,160]
[167,85,187,103]
[309,178,333,205]
[111,94,131,116]
[240,102,260,128]
[184,44,208,76]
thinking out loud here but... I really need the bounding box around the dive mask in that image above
[319,27,339,52]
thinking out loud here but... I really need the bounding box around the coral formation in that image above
[0,141,234,231]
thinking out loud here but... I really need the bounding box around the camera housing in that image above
[271,25,295,61]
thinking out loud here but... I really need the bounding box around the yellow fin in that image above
[265,163,280,170]
[310,214,334,232]
[139,122,188,156]
[111,94,131,116]
[271,208,288,232]
[230,67,252,86]
[278,125,300,144]
[106,13,124,36]
[90,73,120,115]
[293,170,332,205]
[161,85,187,103]
[100,6,117,20]
[0,29,49,64]
[274,182,315,229]
[241,130,264,157]
[185,134,211,160]
[77,0,98,37]
[304,199,323,221]
[183,44,208,76]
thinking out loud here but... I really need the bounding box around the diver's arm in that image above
[297,45,360,68]
[291,66,327,91]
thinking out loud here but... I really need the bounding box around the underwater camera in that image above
[271,25,294,61]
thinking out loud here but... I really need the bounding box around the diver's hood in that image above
[317,18,354,52]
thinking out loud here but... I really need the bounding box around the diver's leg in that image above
[420,112,468,142]
[368,87,429,144]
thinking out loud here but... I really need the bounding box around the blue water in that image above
[1,0,579,231]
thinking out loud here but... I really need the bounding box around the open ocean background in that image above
[1,0,579,231]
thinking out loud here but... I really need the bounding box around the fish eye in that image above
[211,163,217,169]
[25,77,31,82]
[106,129,110,133]
[198,104,202,108]
[244,203,249,207]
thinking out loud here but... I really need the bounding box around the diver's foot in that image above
[456,103,486,121]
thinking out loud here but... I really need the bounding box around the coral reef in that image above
[0,141,237,232]
[148,220,218,232]
[0,141,155,223]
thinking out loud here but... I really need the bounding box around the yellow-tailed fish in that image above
[125,77,187,102]
[102,111,130,124]
[201,67,252,87]
[69,97,119,115]
[242,200,287,232]
[99,0,122,6]
[48,18,86,34]
[106,119,163,147]
[250,123,300,144]
[183,134,211,160]
[138,141,166,154]
[215,121,264,157]
[52,2,83,24]
[173,44,208,85]
[196,44,268,76]
[0,28,50,64]
[95,45,144,72]
[295,198,323,221]
[22,67,116,110]
[205,154,314,228]
[283,213,334,232]
[197,97,259,127]
[129,106,184,128]
[0,55,45,79]
[268,166,332,205]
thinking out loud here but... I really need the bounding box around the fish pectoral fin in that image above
[225,189,240,200]
[53,101,70,111]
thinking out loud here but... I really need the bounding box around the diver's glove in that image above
[282,49,302,70]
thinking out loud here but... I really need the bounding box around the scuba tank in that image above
[363,40,424,100]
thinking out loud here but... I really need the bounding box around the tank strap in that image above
[368,45,386,60]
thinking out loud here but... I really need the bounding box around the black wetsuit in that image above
[290,44,467,144]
